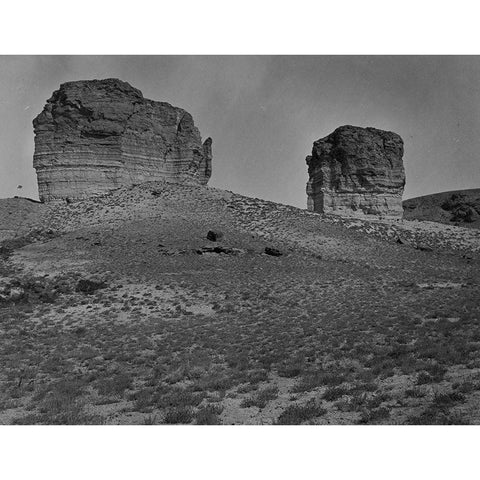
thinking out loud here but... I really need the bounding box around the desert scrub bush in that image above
[452,381,478,394]
[33,378,86,404]
[195,404,224,425]
[96,373,133,396]
[292,370,346,393]
[368,357,397,378]
[21,378,100,425]
[405,387,426,398]
[277,359,304,378]
[142,414,158,425]
[156,387,204,409]
[76,279,106,295]
[276,399,327,425]
[432,391,465,408]
[406,407,466,425]
[236,383,258,394]
[240,385,279,409]
[0,277,60,306]
[357,406,391,424]
[245,369,269,384]
[12,409,103,425]
[415,362,447,385]
[322,386,350,401]
[335,392,368,412]
[129,387,156,412]
[407,390,466,425]
[163,406,194,424]
[190,373,238,393]
[424,362,447,381]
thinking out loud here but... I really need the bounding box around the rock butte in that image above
[306,125,406,217]
[33,78,212,202]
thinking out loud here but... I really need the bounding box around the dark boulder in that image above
[76,279,106,294]
[207,230,224,242]
[265,247,283,257]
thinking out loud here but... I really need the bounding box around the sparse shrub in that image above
[156,388,204,409]
[191,374,237,393]
[236,383,258,394]
[163,406,194,424]
[276,399,326,425]
[20,378,101,425]
[358,406,391,424]
[432,391,465,408]
[453,381,477,394]
[240,385,279,409]
[76,279,106,294]
[96,373,133,396]
[322,386,349,401]
[405,387,425,398]
[407,407,464,425]
[277,360,303,378]
[246,369,269,384]
[143,414,158,425]
[424,362,447,382]
[292,370,345,393]
[195,404,224,424]
[336,392,368,412]
[416,371,434,385]
[129,388,155,411]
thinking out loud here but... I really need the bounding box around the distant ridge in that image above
[403,188,480,228]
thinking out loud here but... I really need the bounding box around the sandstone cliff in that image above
[306,125,405,217]
[33,79,212,202]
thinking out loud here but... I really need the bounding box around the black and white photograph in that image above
[1,2,480,479]
[2,54,480,427]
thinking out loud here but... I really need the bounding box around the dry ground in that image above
[1,182,480,424]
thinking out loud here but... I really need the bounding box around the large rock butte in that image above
[306,125,405,217]
[33,78,212,202]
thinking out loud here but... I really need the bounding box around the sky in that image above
[1,55,479,208]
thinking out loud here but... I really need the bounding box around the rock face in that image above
[306,125,405,217]
[33,79,212,202]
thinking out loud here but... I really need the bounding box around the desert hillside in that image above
[1,182,480,424]
[403,188,480,229]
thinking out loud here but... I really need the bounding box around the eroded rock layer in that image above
[306,125,405,217]
[33,78,212,202]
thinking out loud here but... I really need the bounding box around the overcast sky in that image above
[1,55,479,207]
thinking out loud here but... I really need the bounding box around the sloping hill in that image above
[403,188,480,229]
[0,197,45,242]
[1,183,480,425]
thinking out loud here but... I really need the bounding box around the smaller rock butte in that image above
[33,78,212,202]
[306,125,406,217]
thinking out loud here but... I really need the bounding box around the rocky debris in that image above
[415,244,433,252]
[0,283,25,303]
[76,278,106,294]
[207,230,224,242]
[0,275,72,304]
[33,78,212,202]
[403,189,480,228]
[325,213,480,255]
[196,246,243,255]
[306,125,405,217]
[264,247,283,256]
